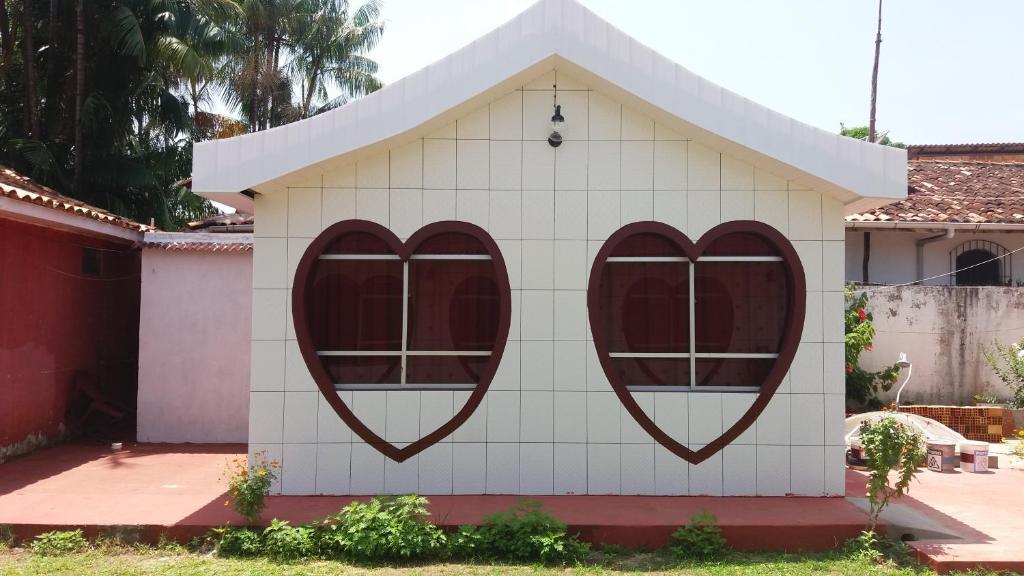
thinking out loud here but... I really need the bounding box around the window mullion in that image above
[689,260,696,389]
[401,260,409,386]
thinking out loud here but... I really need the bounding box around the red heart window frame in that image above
[292,220,512,462]
[587,220,806,464]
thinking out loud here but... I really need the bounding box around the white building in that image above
[192,0,905,496]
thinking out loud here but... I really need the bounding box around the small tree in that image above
[983,338,1024,409]
[845,285,900,410]
[839,124,906,148]
[860,416,923,531]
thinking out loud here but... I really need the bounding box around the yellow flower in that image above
[257,469,267,477]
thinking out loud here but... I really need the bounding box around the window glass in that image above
[694,358,775,387]
[323,356,401,385]
[611,233,685,257]
[407,261,500,351]
[324,231,395,254]
[307,227,502,388]
[600,262,689,353]
[597,227,790,390]
[405,356,488,384]
[308,260,403,351]
[694,262,787,354]
[611,357,690,387]
[703,232,779,257]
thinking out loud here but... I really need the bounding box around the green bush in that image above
[449,500,589,564]
[29,529,88,556]
[213,527,262,558]
[983,337,1024,409]
[844,530,883,563]
[315,495,446,562]
[670,511,727,560]
[860,416,923,531]
[262,519,315,561]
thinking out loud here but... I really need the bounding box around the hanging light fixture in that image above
[548,84,565,147]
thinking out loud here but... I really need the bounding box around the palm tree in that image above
[291,0,383,118]
[219,0,383,130]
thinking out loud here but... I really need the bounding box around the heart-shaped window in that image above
[293,220,511,461]
[588,220,806,463]
[299,222,508,389]
[592,222,799,390]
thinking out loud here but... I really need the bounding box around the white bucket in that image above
[926,441,957,473]
[959,441,989,473]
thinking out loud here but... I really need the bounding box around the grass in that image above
[0,546,977,576]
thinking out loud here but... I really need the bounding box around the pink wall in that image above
[136,248,252,443]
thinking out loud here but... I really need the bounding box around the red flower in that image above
[857,308,867,322]
[865,345,872,352]
[846,364,854,374]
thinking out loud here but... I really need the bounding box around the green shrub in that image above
[670,511,727,560]
[29,529,88,556]
[315,495,446,562]
[449,500,589,564]
[262,519,315,561]
[983,337,1024,408]
[844,530,883,563]
[213,527,262,558]
[860,416,923,531]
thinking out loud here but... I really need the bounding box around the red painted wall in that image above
[0,217,141,448]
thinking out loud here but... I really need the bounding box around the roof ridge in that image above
[912,160,1024,167]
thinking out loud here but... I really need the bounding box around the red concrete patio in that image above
[0,443,1021,572]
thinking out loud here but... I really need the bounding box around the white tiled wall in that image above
[251,70,844,497]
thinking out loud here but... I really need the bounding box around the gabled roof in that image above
[0,164,153,241]
[846,161,1024,227]
[192,0,906,213]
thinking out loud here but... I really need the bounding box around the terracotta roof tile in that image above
[0,165,154,233]
[846,160,1024,225]
[141,232,252,252]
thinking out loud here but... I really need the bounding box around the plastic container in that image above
[926,441,956,473]
[959,441,989,473]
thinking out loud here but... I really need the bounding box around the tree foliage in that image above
[839,123,905,148]
[845,285,900,410]
[0,0,384,229]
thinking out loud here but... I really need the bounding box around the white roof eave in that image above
[192,0,906,209]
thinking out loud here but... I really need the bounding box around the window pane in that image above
[694,262,787,354]
[324,356,401,385]
[703,232,779,256]
[406,356,488,384]
[611,233,685,257]
[324,231,395,254]
[600,262,689,353]
[407,260,500,351]
[308,260,404,351]
[415,232,488,255]
[694,358,774,387]
[613,358,690,387]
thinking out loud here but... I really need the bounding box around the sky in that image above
[352,0,1023,145]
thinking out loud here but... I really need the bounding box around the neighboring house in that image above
[135,213,254,443]
[846,144,1024,286]
[0,165,150,459]
[845,144,1024,405]
[191,0,905,497]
